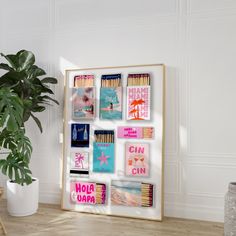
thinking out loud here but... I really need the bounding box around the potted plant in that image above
[0,50,58,216]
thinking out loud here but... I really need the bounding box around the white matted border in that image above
[61,64,165,221]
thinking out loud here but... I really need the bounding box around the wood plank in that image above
[0,200,223,236]
[0,188,7,235]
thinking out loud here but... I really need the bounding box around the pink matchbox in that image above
[117,127,143,139]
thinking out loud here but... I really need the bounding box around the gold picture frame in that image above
[61,64,165,221]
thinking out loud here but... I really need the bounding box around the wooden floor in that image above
[0,200,223,236]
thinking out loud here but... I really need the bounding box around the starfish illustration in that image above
[97,152,110,165]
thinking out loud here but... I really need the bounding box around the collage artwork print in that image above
[68,72,157,210]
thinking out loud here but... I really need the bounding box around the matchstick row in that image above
[94,130,115,143]
[127,73,150,86]
[143,127,154,139]
[96,183,106,204]
[101,74,121,87]
[73,73,151,87]
[141,183,154,207]
[74,75,94,87]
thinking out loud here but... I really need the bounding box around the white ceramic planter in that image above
[7,178,39,217]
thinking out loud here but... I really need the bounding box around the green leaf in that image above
[7,115,18,131]
[1,50,35,72]
[23,99,33,108]
[41,95,59,105]
[0,71,26,88]
[14,129,32,163]
[0,152,32,185]
[0,129,32,164]
[0,88,23,131]
[32,106,45,112]
[41,86,54,94]
[2,162,7,175]
[14,166,20,183]
[23,110,31,122]
[25,174,32,185]
[0,159,5,167]
[8,164,13,179]
[27,65,46,78]
[0,63,13,71]
[17,50,35,71]
[30,113,43,133]
[0,53,19,70]
[41,77,58,84]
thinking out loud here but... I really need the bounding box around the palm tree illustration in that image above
[75,153,85,168]
[129,108,137,118]
[129,99,145,119]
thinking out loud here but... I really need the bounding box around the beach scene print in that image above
[100,87,122,119]
[72,87,95,119]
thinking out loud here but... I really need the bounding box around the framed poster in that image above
[62,64,165,221]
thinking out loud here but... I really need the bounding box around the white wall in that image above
[0,0,236,222]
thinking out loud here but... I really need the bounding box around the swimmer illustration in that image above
[100,74,122,120]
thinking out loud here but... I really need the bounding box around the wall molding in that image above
[187,192,224,199]
[164,162,181,194]
[165,67,180,156]
[184,12,236,159]
[39,189,61,204]
[165,201,223,222]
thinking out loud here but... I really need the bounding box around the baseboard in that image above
[39,190,61,204]
[38,183,61,204]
